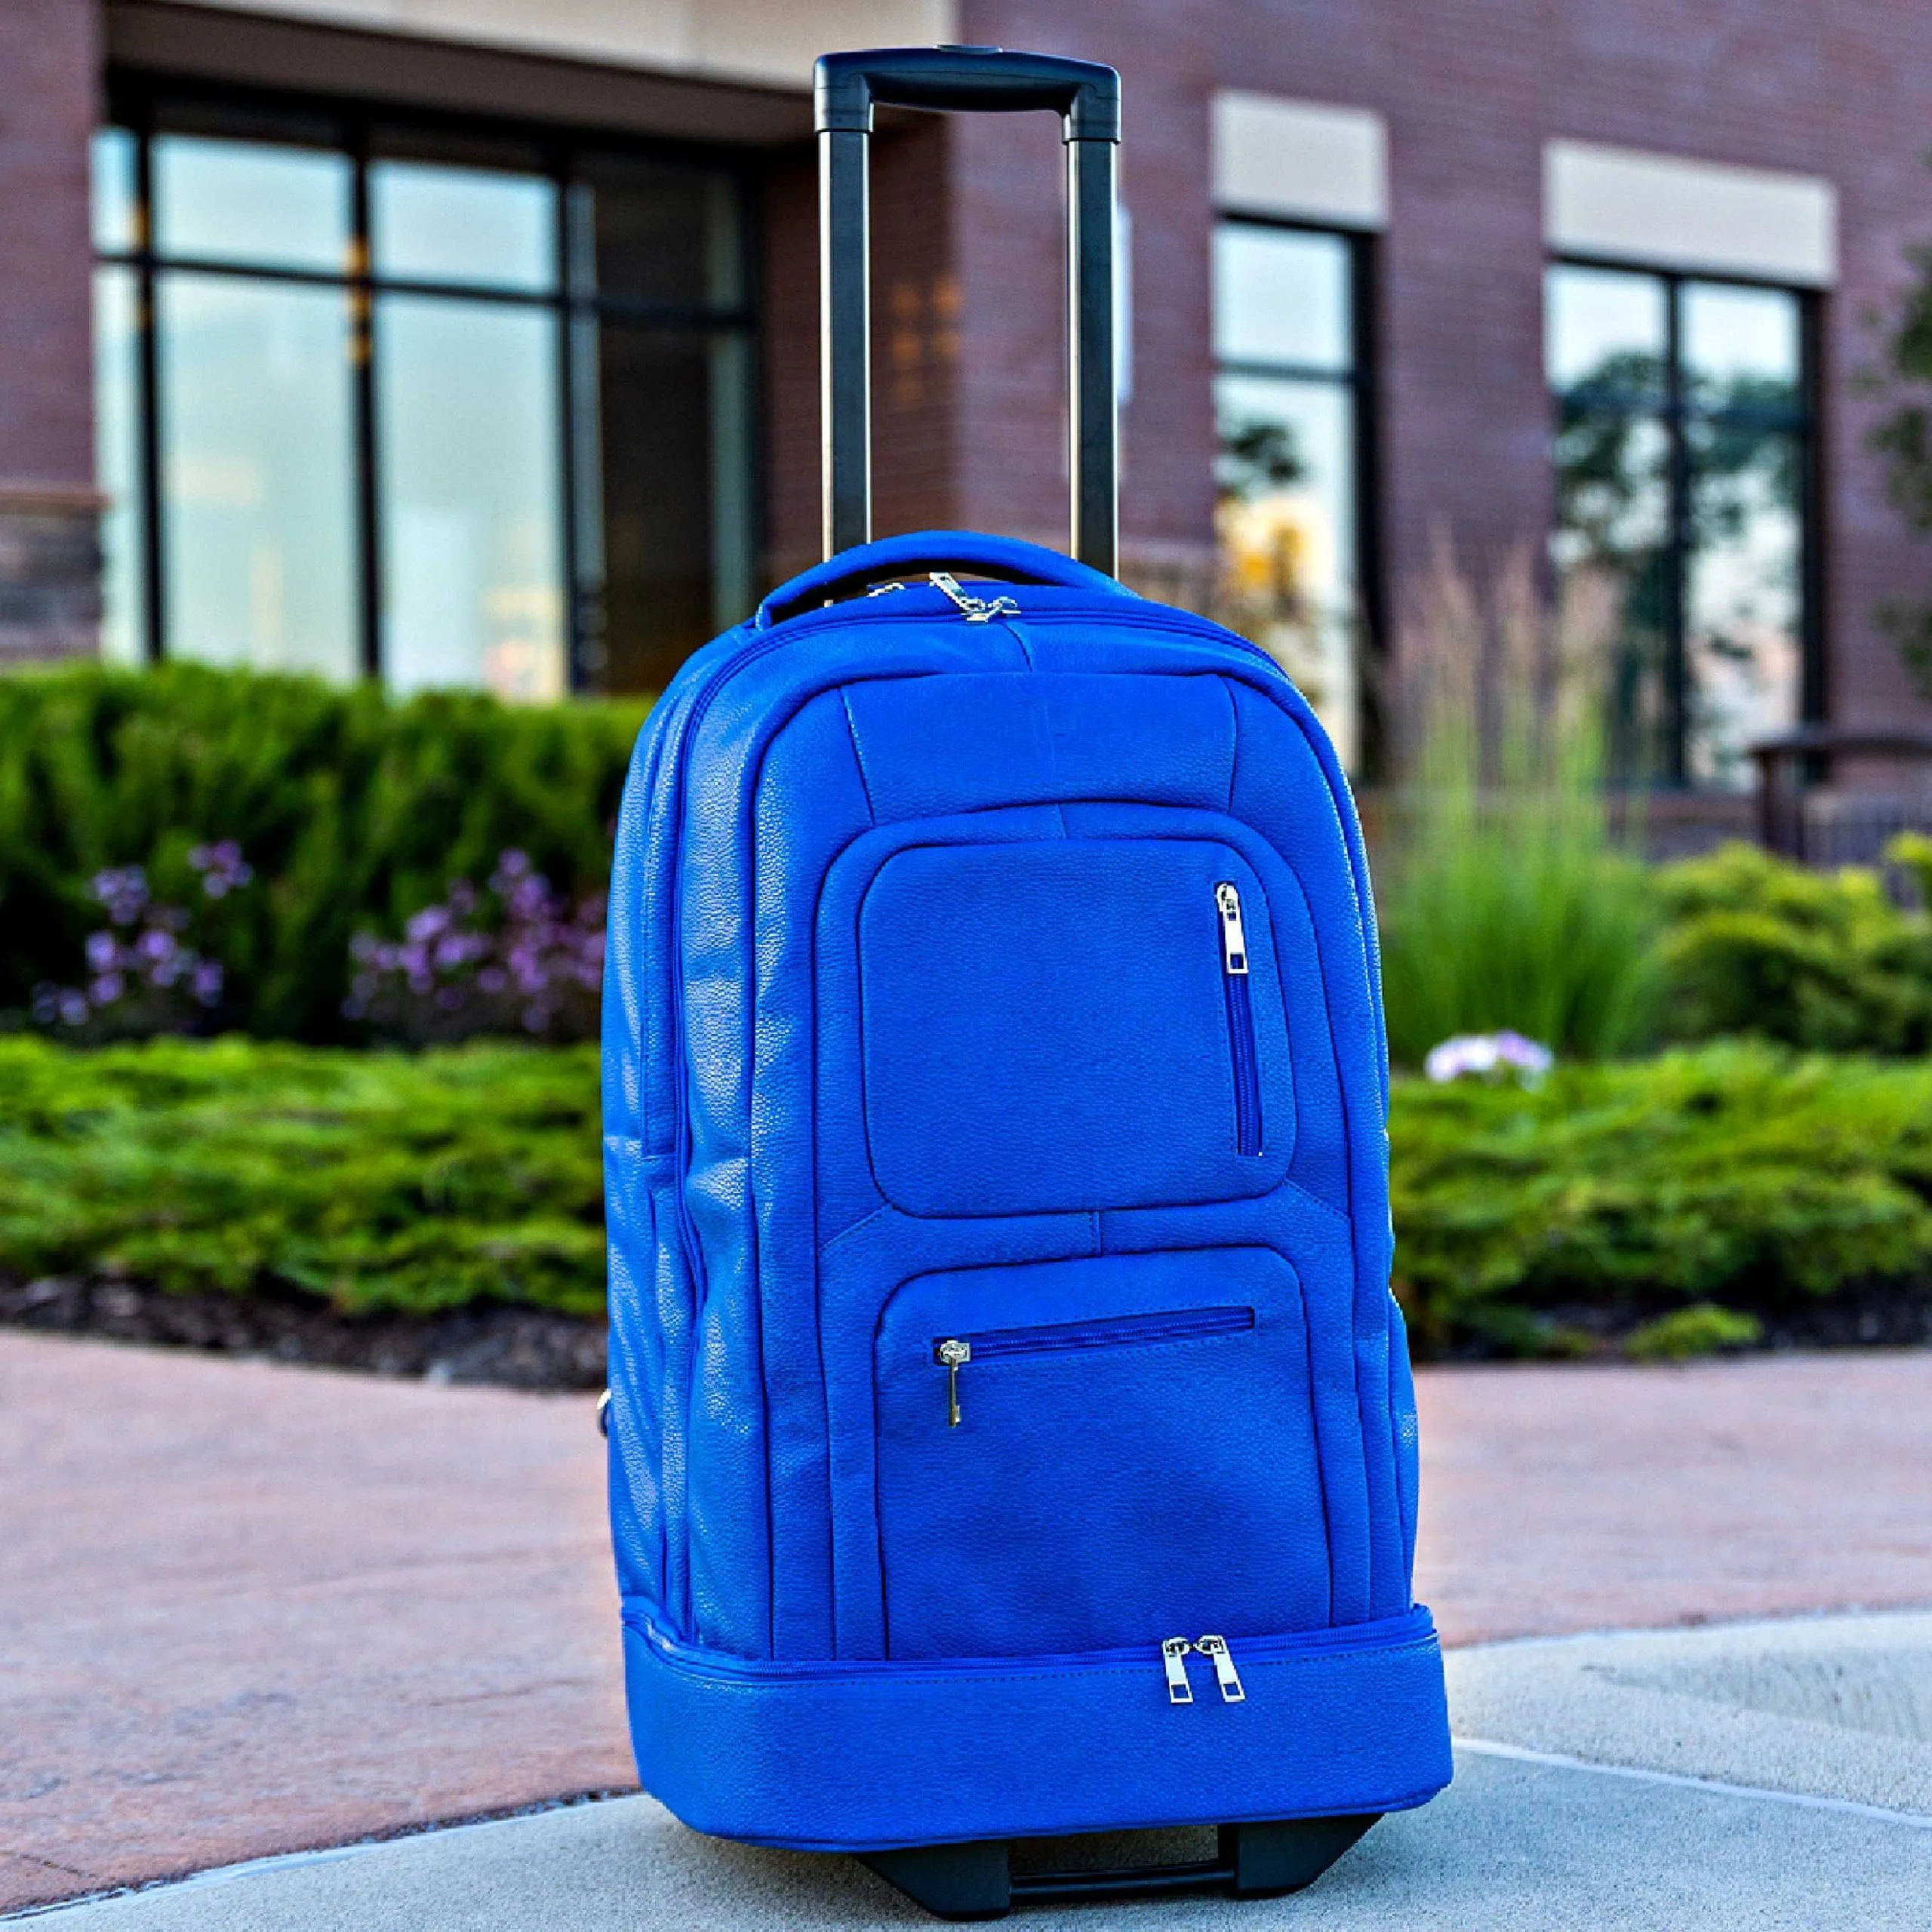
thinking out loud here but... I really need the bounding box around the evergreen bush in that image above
[1654,841,1932,1053]
[4,1037,1929,1354]
[0,663,646,1041]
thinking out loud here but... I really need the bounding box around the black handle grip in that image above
[815,45,1121,142]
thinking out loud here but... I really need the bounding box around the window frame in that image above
[1547,253,1824,787]
[94,73,764,694]
[1211,213,1384,775]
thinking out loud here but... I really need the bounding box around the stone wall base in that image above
[0,485,102,666]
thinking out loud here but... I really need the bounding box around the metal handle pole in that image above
[1067,135,1118,577]
[821,126,872,557]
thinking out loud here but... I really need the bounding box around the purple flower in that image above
[85,931,118,973]
[1423,1032,1555,1085]
[58,991,89,1028]
[405,906,451,943]
[191,960,223,1006]
[189,840,254,897]
[91,866,149,927]
[137,928,176,964]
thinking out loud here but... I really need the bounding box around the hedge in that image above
[1392,1040,1932,1352]
[0,662,645,1041]
[4,1035,1930,1354]
[0,1035,602,1318]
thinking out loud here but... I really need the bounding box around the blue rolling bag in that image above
[601,45,1452,1918]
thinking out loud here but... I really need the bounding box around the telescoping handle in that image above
[814,45,1122,575]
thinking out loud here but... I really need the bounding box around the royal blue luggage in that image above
[602,45,1451,1917]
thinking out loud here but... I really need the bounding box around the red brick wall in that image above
[760,118,958,589]
[0,0,102,660]
[946,0,1932,731]
[0,0,98,488]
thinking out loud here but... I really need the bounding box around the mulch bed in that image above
[0,1273,605,1391]
[5,1272,1929,1389]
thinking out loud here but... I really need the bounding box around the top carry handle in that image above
[814,46,1121,575]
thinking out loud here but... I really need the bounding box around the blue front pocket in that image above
[874,1248,1330,1660]
[857,838,1294,1217]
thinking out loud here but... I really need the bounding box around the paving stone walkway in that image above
[2,1331,1928,1913]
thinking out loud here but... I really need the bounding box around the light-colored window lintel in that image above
[1546,140,1836,288]
[1213,92,1387,232]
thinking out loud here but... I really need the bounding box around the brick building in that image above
[5,0,1932,798]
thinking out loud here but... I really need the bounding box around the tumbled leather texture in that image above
[603,530,1451,1849]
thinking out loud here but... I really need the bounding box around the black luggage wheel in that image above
[857,1814,1380,1920]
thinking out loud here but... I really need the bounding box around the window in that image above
[91,100,757,698]
[1213,220,1374,771]
[1547,263,1815,788]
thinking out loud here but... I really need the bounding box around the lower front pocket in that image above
[873,1247,1330,1660]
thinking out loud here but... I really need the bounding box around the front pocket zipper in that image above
[931,1306,1255,1426]
[1214,882,1262,1155]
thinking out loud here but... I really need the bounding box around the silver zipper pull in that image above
[934,1339,971,1426]
[1195,1633,1245,1703]
[1161,1637,1197,1705]
[929,571,1019,623]
[1214,882,1249,975]
[865,579,906,597]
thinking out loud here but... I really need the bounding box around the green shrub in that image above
[0,662,647,1041]
[5,1036,1927,1355]
[1622,1303,1764,1361]
[1392,1041,1932,1354]
[1654,841,1932,1052]
[0,1035,602,1315]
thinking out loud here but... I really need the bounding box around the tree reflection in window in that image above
[1549,266,1810,789]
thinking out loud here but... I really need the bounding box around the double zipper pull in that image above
[1161,1636,1197,1705]
[1214,882,1250,975]
[1195,1633,1245,1703]
[930,571,1020,623]
[934,1338,971,1426]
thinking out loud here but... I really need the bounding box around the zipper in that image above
[1215,882,1263,1156]
[931,1305,1254,1426]
[630,1604,1435,1684]
[929,571,1021,623]
[1195,1632,1246,1703]
[1161,1636,1196,1704]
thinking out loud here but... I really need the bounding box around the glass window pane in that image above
[1683,281,1801,413]
[1213,225,1350,371]
[377,294,566,701]
[94,265,146,666]
[1214,373,1360,765]
[156,274,358,676]
[1546,265,1667,401]
[1552,403,1672,782]
[1685,420,1801,788]
[571,159,742,308]
[92,127,139,254]
[587,325,751,693]
[153,135,349,272]
[370,161,558,292]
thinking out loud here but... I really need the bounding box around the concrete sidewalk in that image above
[22,1613,1932,1931]
[3,1331,1930,1913]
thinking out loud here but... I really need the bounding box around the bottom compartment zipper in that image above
[1161,1632,1247,1706]
[629,1604,1435,1699]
